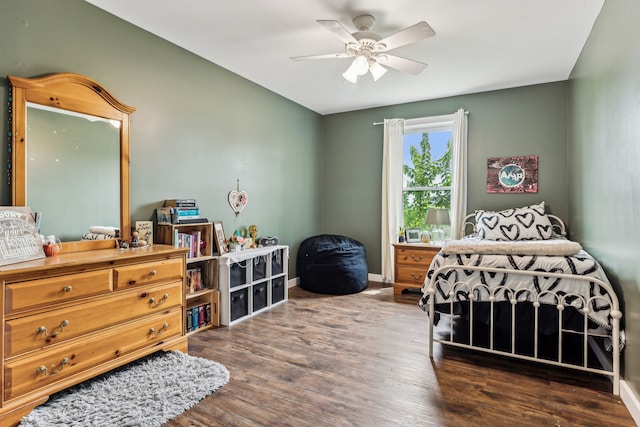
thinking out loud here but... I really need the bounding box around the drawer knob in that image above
[149,270,157,276]
[410,254,424,262]
[36,357,70,376]
[148,293,169,307]
[410,272,424,282]
[63,285,73,292]
[36,319,70,338]
[149,322,169,337]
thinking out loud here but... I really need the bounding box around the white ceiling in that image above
[85,0,603,115]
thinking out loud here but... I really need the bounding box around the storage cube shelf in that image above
[156,222,220,333]
[219,245,288,325]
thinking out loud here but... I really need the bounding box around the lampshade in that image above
[368,61,387,81]
[342,63,359,84]
[343,56,388,84]
[425,208,451,226]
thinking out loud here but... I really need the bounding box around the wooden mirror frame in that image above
[8,73,135,252]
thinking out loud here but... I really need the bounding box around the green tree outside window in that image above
[403,132,452,234]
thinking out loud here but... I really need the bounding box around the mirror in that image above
[8,73,135,252]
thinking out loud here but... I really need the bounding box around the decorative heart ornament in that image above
[228,190,248,214]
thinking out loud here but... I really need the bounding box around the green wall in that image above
[322,82,569,273]
[2,0,632,404]
[0,0,324,274]
[568,0,640,400]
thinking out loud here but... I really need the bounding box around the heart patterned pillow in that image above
[476,202,553,241]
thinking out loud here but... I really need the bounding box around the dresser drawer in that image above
[113,257,183,289]
[395,247,439,267]
[396,266,428,284]
[5,270,113,314]
[5,281,183,357]
[4,308,182,401]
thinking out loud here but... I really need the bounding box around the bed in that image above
[418,202,624,395]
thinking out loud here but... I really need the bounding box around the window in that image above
[402,124,452,239]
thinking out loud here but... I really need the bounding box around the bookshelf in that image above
[156,222,219,334]
[218,245,288,326]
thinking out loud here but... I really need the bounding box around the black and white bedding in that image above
[418,236,616,330]
[419,203,624,394]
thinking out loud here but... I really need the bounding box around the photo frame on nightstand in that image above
[404,228,422,243]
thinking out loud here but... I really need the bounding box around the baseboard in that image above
[288,277,299,288]
[368,273,383,283]
[621,380,640,426]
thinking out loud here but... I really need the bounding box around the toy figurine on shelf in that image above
[248,225,258,248]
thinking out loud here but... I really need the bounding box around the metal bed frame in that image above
[424,214,623,395]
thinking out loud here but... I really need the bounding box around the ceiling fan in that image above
[291,14,435,84]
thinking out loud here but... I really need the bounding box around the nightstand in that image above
[392,243,441,295]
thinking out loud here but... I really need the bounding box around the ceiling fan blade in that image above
[317,20,359,45]
[375,21,435,52]
[375,54,428,75]
[291,53,351,61]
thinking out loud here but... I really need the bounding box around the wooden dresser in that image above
[392,243,441,295]
[0,245,188,425]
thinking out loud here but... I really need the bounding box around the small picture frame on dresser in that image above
[404,228,422,243]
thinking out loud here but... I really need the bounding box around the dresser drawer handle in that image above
[410,254,424,262]
[63,285,73,292]
[149,322,169,337]
[149,293,169,307]
[36,357,70,376]
[149,270,157,276]
[36,320,70,338]
[410,272,424,281]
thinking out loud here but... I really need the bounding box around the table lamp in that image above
[425,208,450,245]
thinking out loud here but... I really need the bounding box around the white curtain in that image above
[450,108,468,239]
[381,119,404,283]
[381,110,468,282]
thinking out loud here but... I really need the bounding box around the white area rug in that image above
[20,351,229,427]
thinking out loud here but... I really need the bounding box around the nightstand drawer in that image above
[396,266,429,284]
[395,247,439,267]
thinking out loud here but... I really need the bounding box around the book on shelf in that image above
[170,207,200,216]
[174,217,209,225]
[186,307,193,332]
[186,302,212,331]
[135,220,154,245]
[191,307,199,331]
[205,303,212,326]
[186,267,203,293]
[174,230,203,259]
[156,208,172,225]
[164,198,197,207]
[198,304,205,327]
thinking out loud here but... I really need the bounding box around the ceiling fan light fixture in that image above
[342,62,360,84]
[353,56,370,76]
[369,60,387,81]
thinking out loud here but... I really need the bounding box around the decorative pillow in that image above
[475,202,553,241]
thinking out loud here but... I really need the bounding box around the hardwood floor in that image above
[166,283,635,426]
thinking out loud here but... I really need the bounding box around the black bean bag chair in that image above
[297,234,368,294]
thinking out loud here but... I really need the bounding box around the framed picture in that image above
[0,206,46,266]
[135,220,153,245]
[405,228,422,243]
[213,221,228,255]
[486,155,538,193]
